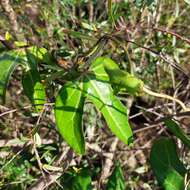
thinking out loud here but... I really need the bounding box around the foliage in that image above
[1,0,190,189]
[150,137,190,190]
[55,81,85,154]
[61,168,92,190]
[106,162,126,190]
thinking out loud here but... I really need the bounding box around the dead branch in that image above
[28,147,73,190]
[0,139,54,148]
[100,138,119,185]
[0,0,22,40]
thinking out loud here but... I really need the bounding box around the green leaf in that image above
[33,82,46,112]
[163,169,186,190]
[22,70,46,112]
[26,46,48,62]
[61,168,92,190]
[0,46,47,104]
[0,49,27,104]
[106,162,126,190]
[108,0,115,26]
[5,31,12,41]
[22,70,40,102]
[103,57,143,95]
[150,137,189,190]
[71,169,92,190]
[14,41,28,47]
[84,57,133,145]
[22,47,47,112]
[22,73,46,112]
[164,119,190,149]
[55,82,85,155]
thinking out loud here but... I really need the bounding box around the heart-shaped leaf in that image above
[55,82,85,154]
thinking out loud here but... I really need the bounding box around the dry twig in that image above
[100,138,119,186]
[0,0,22,39]
[28,147,73,190]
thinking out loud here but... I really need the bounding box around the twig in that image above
[129,103,173,119]
[28,147,73,190]
[30,106,47,177]
[0,103,54,117]
[1,142,30,171]
[126,39,189,77]
[0,0,22,40]
[0,138,53,148]
[109,33,189,77]
[28,171,62,190]
[100,138,119,185]
[134,123,160,134]
[32,142,45,177]
[152,27,190,45]
[86,142,103,153]
[88,1,94,22]
[0,105,31,117]
[32,105,46,135]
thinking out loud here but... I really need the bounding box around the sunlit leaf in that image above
[29,47,47,60]
[5,31,12,41]
[103,57,143,95]
[22,47,47,112]
[0,49,26,104]
[84,57,133,145]
[33,82,46,112]
[0,46,47,104]
[150,137,190,190]
[81,22,97,31]
[55,82,85,154]
[14,41,28,47]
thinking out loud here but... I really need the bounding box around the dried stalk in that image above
[28,147,73,190]
[0,0,22,40]
[100,138,119,185]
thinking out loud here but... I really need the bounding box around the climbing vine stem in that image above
[142,86,190,112]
